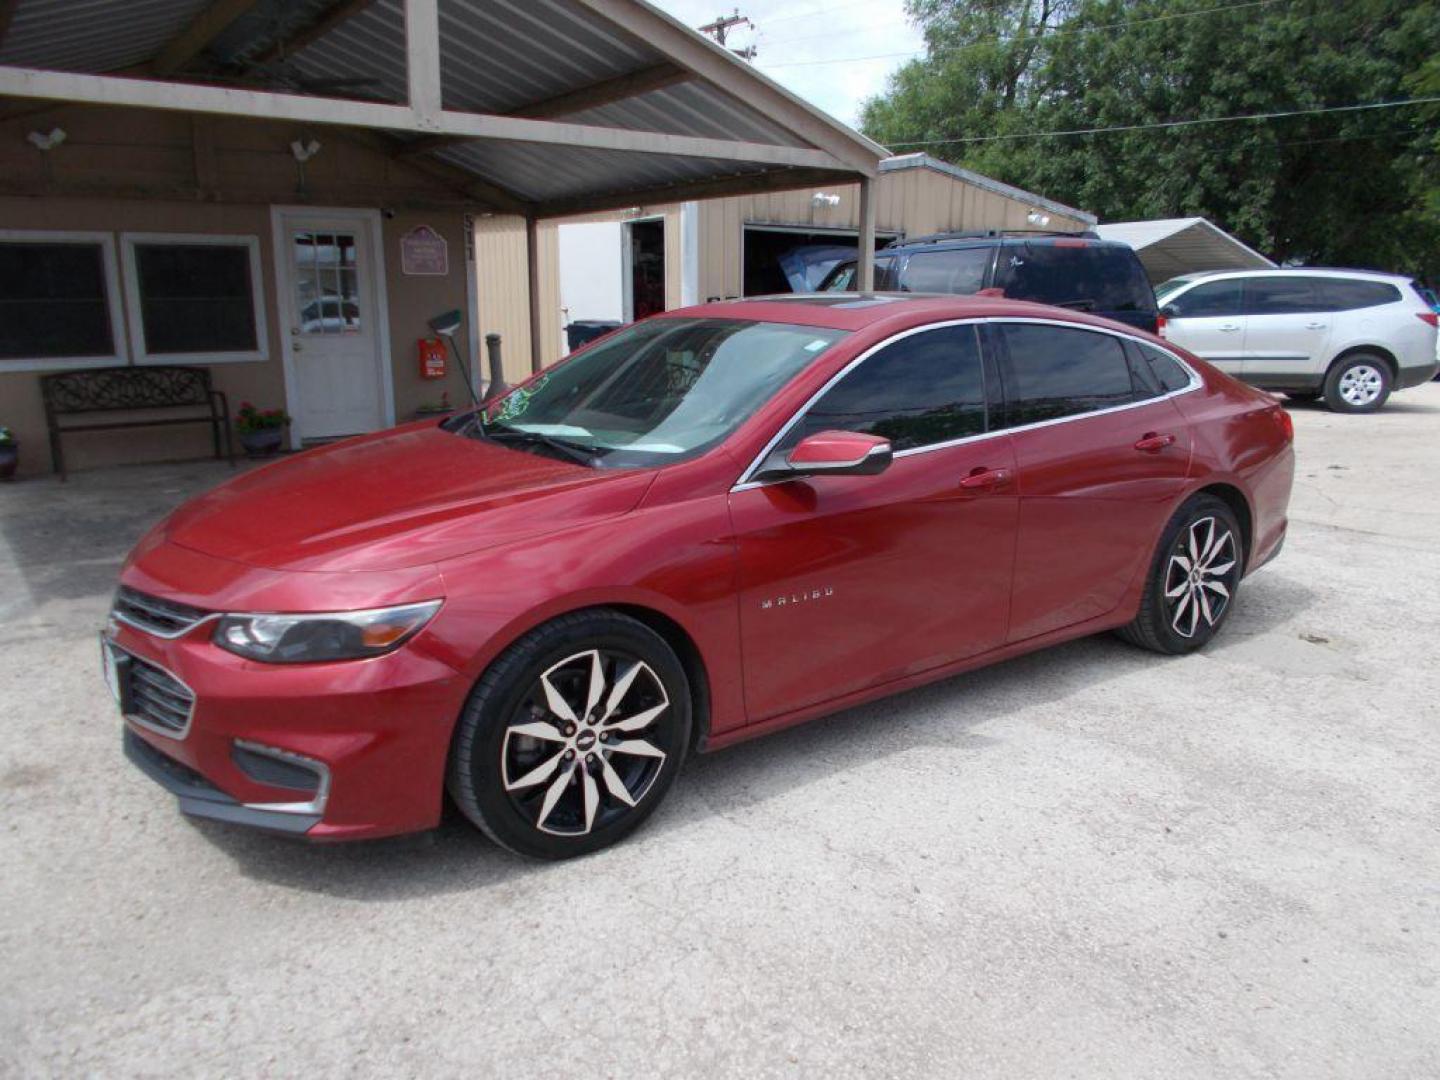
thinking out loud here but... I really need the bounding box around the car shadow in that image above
[204,571,1318,900]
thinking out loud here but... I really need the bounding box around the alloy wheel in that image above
[1338,363,1385,407]
[1163,516,1238,639]
[500,649,672,837]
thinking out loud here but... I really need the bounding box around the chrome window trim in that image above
[235,739,332,817]
[108,641,196,740]
[731,316,1201,492]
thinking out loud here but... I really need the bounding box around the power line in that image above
[886,97,1440,146]
[760,0,1284,68]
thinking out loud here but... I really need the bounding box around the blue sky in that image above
[652,0,925,130]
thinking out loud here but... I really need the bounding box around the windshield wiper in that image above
[485,427,598,466]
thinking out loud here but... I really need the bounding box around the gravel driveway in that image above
[3,385,1438,1078]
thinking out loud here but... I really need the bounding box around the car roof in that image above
[1168,266,1414,286]
[885,233,1128,254]
[658,293,1148,336]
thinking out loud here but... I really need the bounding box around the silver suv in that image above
[1155,268,1439,412]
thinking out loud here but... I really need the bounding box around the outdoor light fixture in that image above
[1027,209,1052,227]
[290,137,322,162]
[26,127,66,151]
[812,192,841,208]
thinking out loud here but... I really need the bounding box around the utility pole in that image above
[698,9,757,60]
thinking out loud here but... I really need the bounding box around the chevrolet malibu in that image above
[108,295,1294,859]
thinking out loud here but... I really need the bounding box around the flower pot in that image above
[0,443,17,481]
[239,428,284,458]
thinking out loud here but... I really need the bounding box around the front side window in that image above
[1167,279,1243,318]
[1245,277,1321,315]
[898,248,991,294]
[999,324,1136,425]
[819,256,899,292]
[473,318,846,468]
[0,234,123,364]
[777,325,987,453]
[124,235,265,361]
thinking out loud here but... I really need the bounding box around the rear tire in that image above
[1118,494,1245,655]
[1323,353,1391,413]
[447,610,692,860]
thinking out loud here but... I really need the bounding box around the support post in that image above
[526,214,543,373]
[405,0,442,124]
[856,175,876,293]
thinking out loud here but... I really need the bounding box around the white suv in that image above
[1155,268,1440,412]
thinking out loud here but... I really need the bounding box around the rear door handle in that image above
[1134,432,1176,453]
[1304,321,1327,330]
[959,466,1011,491]
[1218,324,1241,333]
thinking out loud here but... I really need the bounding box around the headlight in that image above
[213,600,442,664]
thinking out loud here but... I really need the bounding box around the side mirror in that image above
[1159,303,1180,319]
[755,430,893,482]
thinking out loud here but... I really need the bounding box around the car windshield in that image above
[468,318,847,469]
[1155,276,1197,304]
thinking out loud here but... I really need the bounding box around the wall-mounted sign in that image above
[400,225,449,276]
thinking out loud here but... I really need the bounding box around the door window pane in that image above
[1167,279,1243,318]
[294,231,362,334]
[1137,342,1193,393]
[134,243,258,354]
[1245,277,1321,315]
[899,248,991,294]
[999,324,1135,425]
[0,241,115,360]
[780,325,987,452]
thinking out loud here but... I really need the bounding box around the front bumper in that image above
[111,617,471,841]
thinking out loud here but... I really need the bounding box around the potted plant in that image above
[0,426,16,480]
[236,402,290,458]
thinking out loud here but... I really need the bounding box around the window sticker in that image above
[488,375,551,423]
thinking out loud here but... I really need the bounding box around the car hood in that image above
[161,422,655,572]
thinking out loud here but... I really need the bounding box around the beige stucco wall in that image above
[0,105,473,477]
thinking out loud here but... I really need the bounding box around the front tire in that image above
[1323,353,1391,413]
[1118,494,1245,655]
[447,611,692,859]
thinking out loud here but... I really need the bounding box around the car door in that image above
[1241,276,1334,385]
[729,324,1017,722]
[993,322,1194,642]
[1161,277,1247,373]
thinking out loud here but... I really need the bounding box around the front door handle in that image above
[959,466,1011,491]
[1304,321,1327,330]
[1134,432,1176,453]
[1218,323,1241,333]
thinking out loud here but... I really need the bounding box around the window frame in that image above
[120,232,269,365]
[0,229,129,372]
[734,317,1201,491]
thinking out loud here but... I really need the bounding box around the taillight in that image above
[1418,311,1438,328]
[1271,405,1294,443]
[1156,314,1168,338]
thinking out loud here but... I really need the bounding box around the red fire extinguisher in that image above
[418,337,447,380]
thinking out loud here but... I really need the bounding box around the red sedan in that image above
[108,296,1294,858]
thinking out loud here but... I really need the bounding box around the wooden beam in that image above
[536,166,860,219]
[0,66,848,170]
[856,175,876,291]
[525,215,542,373]
[511,62,688,120]
[404,0,441,120]
[153,0,266,76]
[244,0,379,67]
[393,63,691,160]
[337,127,531,214]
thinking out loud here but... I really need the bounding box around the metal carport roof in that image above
[1095,217,1275,283]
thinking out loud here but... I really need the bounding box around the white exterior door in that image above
[274,210,388,442]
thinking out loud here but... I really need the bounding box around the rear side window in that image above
[993,244,1155,314]
[1318,279,1401,310]
[1246,277,1323,315]
[998,324,1136,425]
[898,248,991,294]
[1167,279,1243,318]
[1136,342,1193,393]
[780,325,986,452]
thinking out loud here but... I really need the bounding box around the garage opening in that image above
[624,218,666,321]
[742,226,896,297]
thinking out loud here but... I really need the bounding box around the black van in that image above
[820,232,1159,333]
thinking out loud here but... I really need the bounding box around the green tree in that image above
[862,0,1440,276]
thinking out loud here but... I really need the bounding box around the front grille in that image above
[113,586,209,638]
[126,654,195,735]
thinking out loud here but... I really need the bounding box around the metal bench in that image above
[40,365,234,480]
